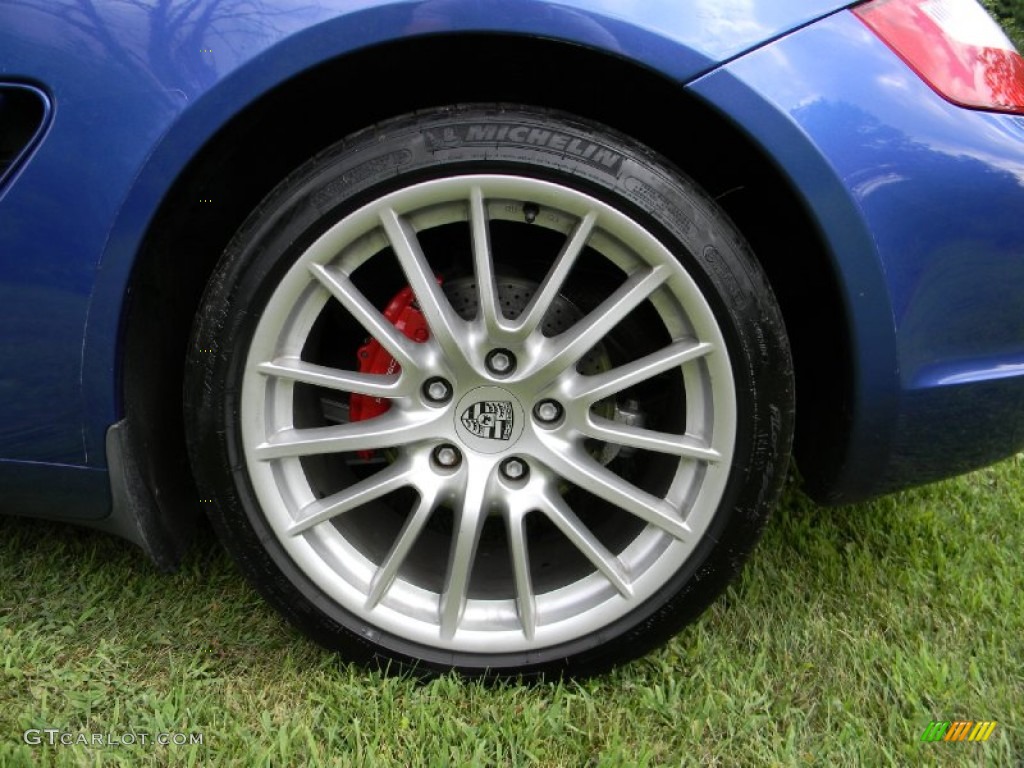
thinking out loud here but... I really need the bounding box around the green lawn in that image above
[2,456,1021,766]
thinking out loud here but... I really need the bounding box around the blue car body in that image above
[1,0,1022,565]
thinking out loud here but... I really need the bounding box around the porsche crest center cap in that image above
[454,386,525,454]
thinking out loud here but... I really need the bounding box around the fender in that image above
[57,0,854,467]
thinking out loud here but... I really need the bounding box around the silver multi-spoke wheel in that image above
[187,107,792,675]
[241,175,736,653]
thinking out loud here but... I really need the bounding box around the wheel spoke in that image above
[569,341,714,404]
[506,512,537,640]
[538,494,632,598]
[512,211,597,339]
[379,206,466,362]
[256,357,406,399]
[308,263,419,370]
[582,417,722,462]
[365,488,438,609]
[438,468,491,639]
[287,459,413,536]
[541,446,692,541]
[533,264,669,379]
[242,170,742,657]
[253,411,434,461]
[469,186,503,335]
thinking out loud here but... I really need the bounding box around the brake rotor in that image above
[346,275,615,539]
[444,276,611,376]
[349,276,613,430]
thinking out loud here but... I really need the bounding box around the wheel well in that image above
[122,33,852,544]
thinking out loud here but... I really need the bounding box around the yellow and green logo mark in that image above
[921,721,997,742]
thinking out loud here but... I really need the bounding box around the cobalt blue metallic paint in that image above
[0,0,852,470]
[0,2,1021,523]
[0,461,110,522]
[692,12,1024,497]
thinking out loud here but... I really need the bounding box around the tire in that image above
[184,105,794,678]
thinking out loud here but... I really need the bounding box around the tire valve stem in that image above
[523,202,539,224]
[617,399,644,460]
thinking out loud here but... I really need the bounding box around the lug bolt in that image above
[500,458,528,481]
[533,399,563,424]
[485,349,516,376]
[433,444,461,468]
[423,377,452,404]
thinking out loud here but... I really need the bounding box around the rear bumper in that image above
[692,11,1024,502]
[883,375,1024,494]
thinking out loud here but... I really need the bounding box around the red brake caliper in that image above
[349,283,437,456]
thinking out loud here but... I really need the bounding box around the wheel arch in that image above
[116,33,854,563]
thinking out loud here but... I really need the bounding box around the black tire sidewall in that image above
[184,105,794,678]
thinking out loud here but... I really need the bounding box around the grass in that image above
[1,455,1021,766]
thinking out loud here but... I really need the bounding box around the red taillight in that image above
[855,0,1024,114]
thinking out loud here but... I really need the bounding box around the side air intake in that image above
[0,85,49,189]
